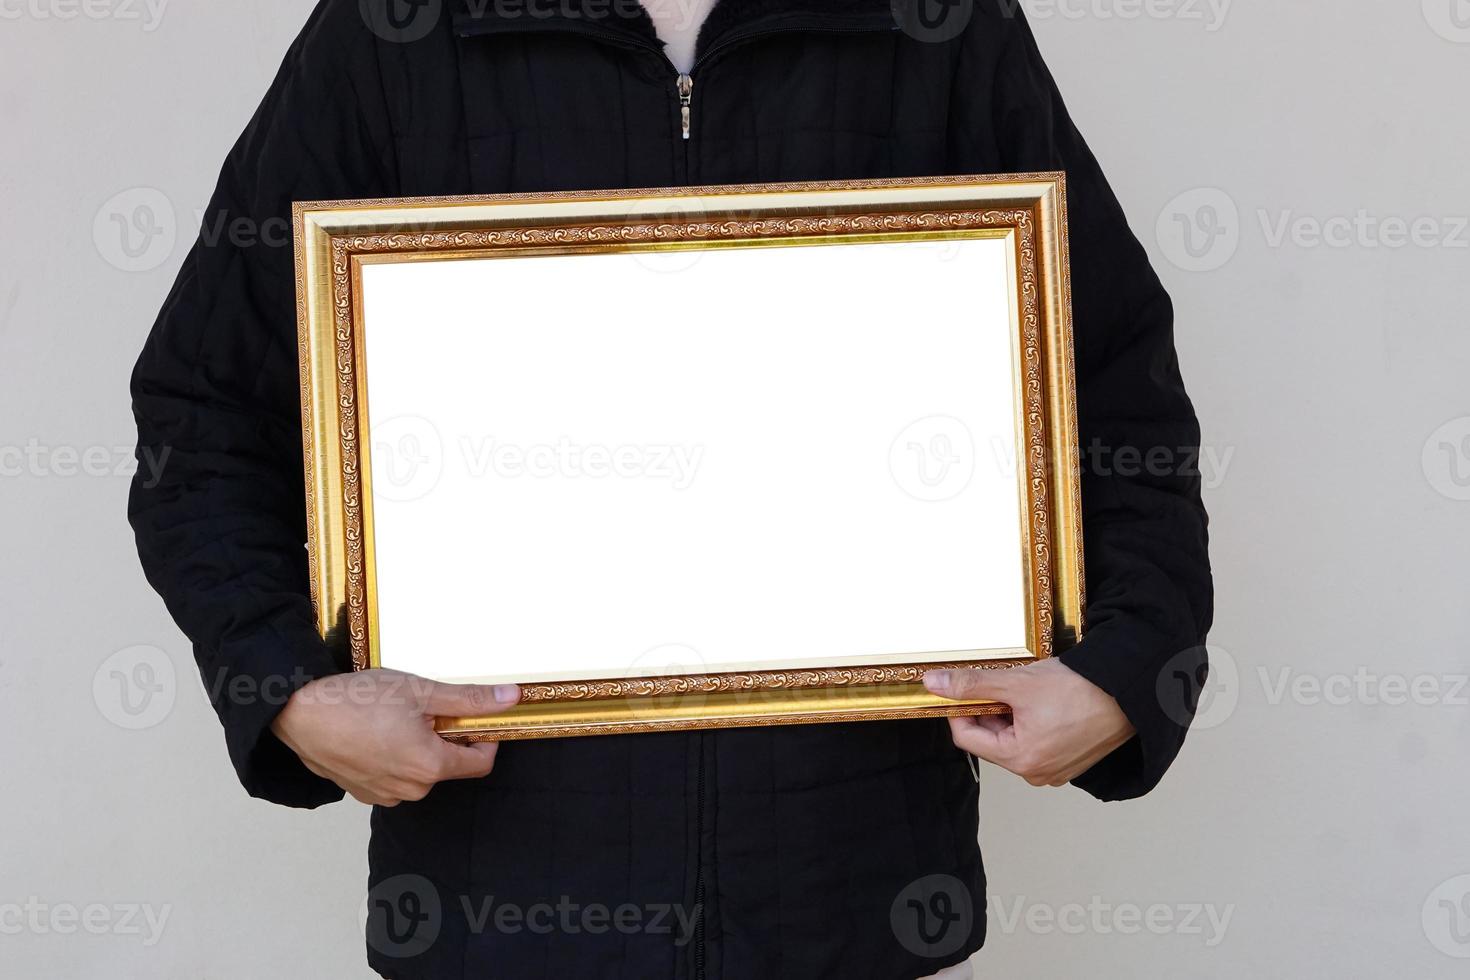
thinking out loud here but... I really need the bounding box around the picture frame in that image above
[293,173,1083,741]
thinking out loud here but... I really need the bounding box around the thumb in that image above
[923,667,1019,703]
[421,680,521,717]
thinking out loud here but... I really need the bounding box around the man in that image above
[128,1,1213,976]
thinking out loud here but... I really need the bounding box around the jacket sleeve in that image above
[128,0,397,807]
[983,11,1215,800]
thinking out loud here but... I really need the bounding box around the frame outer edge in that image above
[1043,175,1086,646]
[297,174,1085,733]
[295,204,348,645]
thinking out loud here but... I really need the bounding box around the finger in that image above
[924,667,1018,703]
[421,680,521,717]
[431,739,500,781]
[947,714,1017,768]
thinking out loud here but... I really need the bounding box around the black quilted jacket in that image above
[127,1,1213,976]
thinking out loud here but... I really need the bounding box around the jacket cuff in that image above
[201,616,347,809]
[1057,616,1201,802]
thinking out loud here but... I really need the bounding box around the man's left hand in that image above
[923,659,1135,787]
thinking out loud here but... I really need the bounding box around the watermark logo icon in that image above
[623,643,708,720]
[93,645,177,730]
[1422,416,1470,501]
[360,0,442,43]
[1424,0,1470,42]
[890,416,975,502]
[1156,187,1239,272]
[363,874,442,959]
[1423,875,1470,958]
[94,188,175,273]
[891,873,974,959]
[1156,644,1237,730]
[630,195,712,275]
[891,0,973,43]
[371,415,444,503]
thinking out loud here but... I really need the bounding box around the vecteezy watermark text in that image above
[364,875,701,959]
[458,437,702,489]
[0,898,170,946]
[0,441,169,487]
[990,895,1234,947]
[0,0,168,31]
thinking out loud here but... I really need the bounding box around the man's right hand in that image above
[270,668,521,807]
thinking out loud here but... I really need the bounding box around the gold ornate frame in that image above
[294,174,1082,740]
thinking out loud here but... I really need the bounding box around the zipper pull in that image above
[678,73,693,140]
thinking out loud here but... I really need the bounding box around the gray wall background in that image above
[3,0,1468,976]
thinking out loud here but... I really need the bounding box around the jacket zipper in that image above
[672,21,897,181]
[678,73,694,140]
[456,16,897,183]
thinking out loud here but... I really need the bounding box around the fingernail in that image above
[923,670,950,694]
[493,684,520,704]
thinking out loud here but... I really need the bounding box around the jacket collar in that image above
[452,0,897,66]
